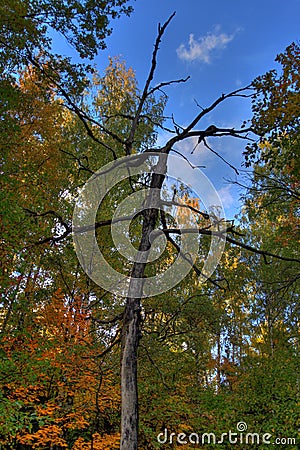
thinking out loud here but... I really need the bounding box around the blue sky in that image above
[58,0,300,217]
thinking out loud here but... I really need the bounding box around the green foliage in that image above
[0,0,133,71]
[245,42,300,176]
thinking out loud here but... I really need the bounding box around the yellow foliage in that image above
[94,56,136,114]
[223,251,239,270]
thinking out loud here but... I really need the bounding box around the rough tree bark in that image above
[120,160,167,450]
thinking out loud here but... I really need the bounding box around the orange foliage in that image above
[73,433,120,450]
[17,425,68,448]
[1,288,121,448]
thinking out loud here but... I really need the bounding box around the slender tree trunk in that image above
[120,296,141,450]
[216,332,221,393]
[120,159,166,450]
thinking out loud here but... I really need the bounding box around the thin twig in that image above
[140,342,169,389]
[148,76,190,96]
[203,138,239,175]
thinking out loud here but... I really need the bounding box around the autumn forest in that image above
[0,1,299,449]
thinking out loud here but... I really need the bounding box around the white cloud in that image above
[217,185,234,208]
[177,27,235,63]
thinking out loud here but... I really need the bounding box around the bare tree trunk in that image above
[216,332,221,393]
[120,296,141,450]
[120,164,166,450]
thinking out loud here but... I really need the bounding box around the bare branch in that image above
[93,336,121,359]
[147,76,190,96]
[90,313,124,325]
[194,98,205,111]
[187,126,254,143]
[160,199,209,220]
[170,148,206,169]
[140,342,169,389]
[171,114,185,134]
[24,212,136,248]
[162,85,254,152]
[23,208,71,232]
[125,12,176,155]
[202,138,240,175]
[161,227,300,264]
[103,112,176,134]
[27,228,72,247]
[59,148,94,174]
[160,210,224,290]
